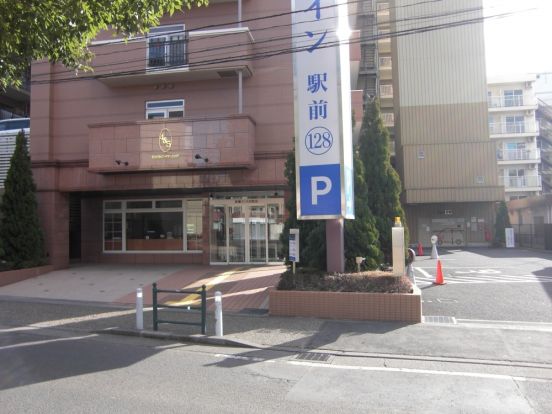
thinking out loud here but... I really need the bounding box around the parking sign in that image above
[292,0,355,220]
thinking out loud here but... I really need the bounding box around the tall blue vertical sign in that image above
[292,0,355,220]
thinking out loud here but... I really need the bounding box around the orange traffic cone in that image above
[434,259,446,285]
[417,242,424,256]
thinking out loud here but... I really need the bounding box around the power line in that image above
[31,9,518,86]
[31,4,487,79]
[31,4,497,80]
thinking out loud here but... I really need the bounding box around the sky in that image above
[484,0,552,77]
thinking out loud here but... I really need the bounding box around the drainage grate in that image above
[295,352,333,363]
[423,315,457,324]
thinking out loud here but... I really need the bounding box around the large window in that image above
[146,100,184,119]
[147,25,187,69]
[103,199,203,253]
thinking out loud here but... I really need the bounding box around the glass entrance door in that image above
[249,206,266,263]
[228,206,246,263]
[209,199,283,264]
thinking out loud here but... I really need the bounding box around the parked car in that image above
[0,118,30,132]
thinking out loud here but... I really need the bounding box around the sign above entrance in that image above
[292,0,354,220]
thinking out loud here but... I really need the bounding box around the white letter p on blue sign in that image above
[311,176,332,205]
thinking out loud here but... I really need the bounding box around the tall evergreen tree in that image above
[344,149,383,270]
[0,131,46,268]
[493,201,511,247]
[358,98,408,261]
[279,147,326,270]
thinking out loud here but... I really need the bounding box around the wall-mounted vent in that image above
[217,70,238,78]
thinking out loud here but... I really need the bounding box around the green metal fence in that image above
[152,283,207,334]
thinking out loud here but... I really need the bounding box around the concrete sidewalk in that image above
[0,263,285,313]
[1,298,551,366]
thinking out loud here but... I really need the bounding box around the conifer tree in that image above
[279,148,326,270]
[358,98,408,261]
[0,131,46,268]
[493,201,511,247]
[344,149,383,270]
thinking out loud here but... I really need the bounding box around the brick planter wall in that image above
[0,265,54,287]
[269,286,422,323]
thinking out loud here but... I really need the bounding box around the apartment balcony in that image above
[489,121,539,138]
[381,111,394,127]
[97,27,254,87]
[379,84,393,99]
[379,56,392,80]
[376,3,390,24]
[496,149,540,164]
[88,115,255,173]
[377,29,391,54]
[500,175,542,191]
[487,95,537,112]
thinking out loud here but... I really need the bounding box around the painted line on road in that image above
[0,334,97,351]
[213,353,552,383]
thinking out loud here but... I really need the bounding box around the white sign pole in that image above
[292,0,354,273]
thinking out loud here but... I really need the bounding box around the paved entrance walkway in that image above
[0,263,286,313]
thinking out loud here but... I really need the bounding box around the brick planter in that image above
[269,286,422,323]
[0,265,54,287]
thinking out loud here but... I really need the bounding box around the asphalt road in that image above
[413,248,552,322]
[0,327,550,414]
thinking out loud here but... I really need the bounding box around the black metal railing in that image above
[147,38,187,69]
[152,283,207,334]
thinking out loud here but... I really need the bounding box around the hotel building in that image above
[30,0,364,268]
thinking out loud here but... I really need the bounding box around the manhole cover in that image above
[423,315,457,324]
[295,352,333,363]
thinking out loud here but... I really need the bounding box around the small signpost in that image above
[505,228,515,248]
[289,229,300,274]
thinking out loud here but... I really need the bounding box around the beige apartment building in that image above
[390,0,503,247]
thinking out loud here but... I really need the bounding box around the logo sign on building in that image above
[292,0,354,219]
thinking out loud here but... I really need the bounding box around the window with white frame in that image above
[147,25,186,68]
[146,100,184,119]
[503,89,523,107]
[103,199,203,252]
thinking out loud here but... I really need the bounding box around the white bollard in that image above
[392,218,405,277]
[136,288,144,331]
[430,235,439,259]
[215,291,223,337]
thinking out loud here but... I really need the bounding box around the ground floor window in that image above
[103,199,203,253]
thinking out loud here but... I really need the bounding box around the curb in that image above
[97,327,261,349]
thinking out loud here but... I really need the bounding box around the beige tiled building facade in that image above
[357,0,504,247]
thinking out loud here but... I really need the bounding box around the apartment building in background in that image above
[389,0,503,247]
[487,75,542,200]
[537,100,552,194]
[30,0,364,268]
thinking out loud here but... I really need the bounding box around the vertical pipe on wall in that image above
[238,70,243,114]
[238,0,242,27]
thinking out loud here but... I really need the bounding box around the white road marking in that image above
[213,353,552,384]
[414,267,552,285]
[0,334,97,351]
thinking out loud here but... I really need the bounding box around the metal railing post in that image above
[152,283,158,331]
[201,285,207,335]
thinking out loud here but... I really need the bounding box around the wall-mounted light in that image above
[115,160,129,166]
[195,154,209,163]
